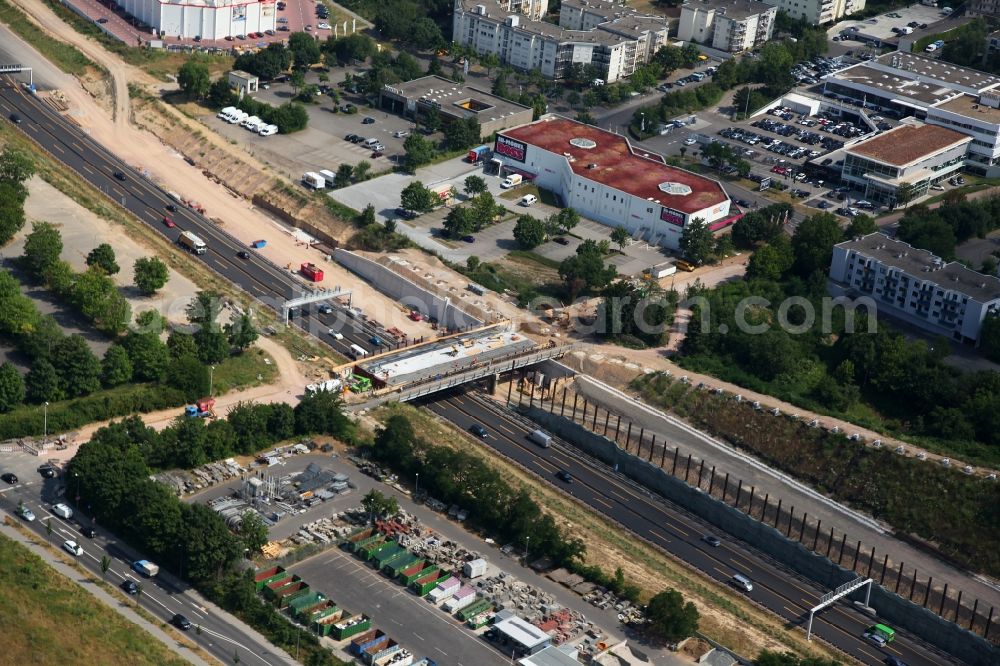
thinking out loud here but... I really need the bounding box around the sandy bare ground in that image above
[9,0,433,338]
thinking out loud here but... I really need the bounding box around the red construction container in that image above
[300,262,324,282]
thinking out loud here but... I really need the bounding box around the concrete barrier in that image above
[520,406,999,666]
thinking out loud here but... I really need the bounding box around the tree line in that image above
[680,209,1000,467]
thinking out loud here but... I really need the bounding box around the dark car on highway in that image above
[81,526,97,539]
[556,470,573,483]
[362,116,375,124]
[236,250,250,260]
[462,235,475,243]
[1,473,17,484]
[9,113,22,124]
[702,534,721,547]
[121,580,138,595]
[172,614,192,630]
[38,465,57,478]
[113,171,127,181]
[395,207,417,220]
[470,424,488,438]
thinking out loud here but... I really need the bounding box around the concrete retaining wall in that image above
[333,249,482,330]
[520,406,998,666]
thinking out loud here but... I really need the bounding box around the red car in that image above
[770,166,786,175]
[162,216,175,228]
[371,150,384,158]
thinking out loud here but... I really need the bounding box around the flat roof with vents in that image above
[933,93,1000,123]
[873,52,1000,92]
[500,117,728,214]
[828,65,962,106]
[845,122,970,168]
[382,75,530,120]
[838,233,1000,303]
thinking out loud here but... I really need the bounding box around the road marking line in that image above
[591,495,613,510]
[412,632,425,641]
[434,647,447,655]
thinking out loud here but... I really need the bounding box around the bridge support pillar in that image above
[486,373,499,395]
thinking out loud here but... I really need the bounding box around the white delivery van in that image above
[228,110,248,124]
[52,503,73,519]
[258,124,278,136]
[241,115,261,129]
[318,169,337,186]
[528,430,552,448]
[364,137,380,148]
[349,344,369,358]
[217,106,238,120]
[244,117,263,132]
[501,174,523,188]
[520,194,537,206]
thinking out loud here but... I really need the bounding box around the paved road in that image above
[0,473,295,665]
[420,389,957,666]
[0,78,399,359]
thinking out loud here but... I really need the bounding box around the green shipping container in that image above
[354,535,386,557]
[295,599,332,622]
[457,598,493,622]
[310,605,342,628]
[253,566,285,590]
[331,614,372,641]
[264,575,300,600]
[313,608,346,636]
[384,553,419,577]
[400,563,437,586]
[412,571,450,596]
[371,543,404,567]
[289,592,325,615]
[345,526,374,544]
[275,583,310,609]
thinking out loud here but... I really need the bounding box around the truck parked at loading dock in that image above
[178,231,207,255]
[467,145,491,163]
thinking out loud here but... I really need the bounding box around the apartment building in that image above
[453,0,669,82]
[830,233,1000,344]
[678,0,777,53]
[493,116,734,250]
[969,0,1000,19]
[760,0,865,25]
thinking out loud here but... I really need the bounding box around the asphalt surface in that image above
[0,77,397,360]
[0,472,293,665]
[290,548,509,666]
[420,389,956,666]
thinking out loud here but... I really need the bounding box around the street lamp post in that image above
[210,366,216,396]
[415,473,419,496]
[43,401,49,444]
[74,472,80,503]
[524,535,530,561]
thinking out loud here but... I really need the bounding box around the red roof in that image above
[500,117,728,215]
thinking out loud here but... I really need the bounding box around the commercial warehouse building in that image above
[678,0,777,53]
[829,233,1000,344]
[452,0,669,82]
[840,122,971,206]
[118,0,276,40]
[822,52,1000,176]
[378,76,534,136]
[494,116,733,250]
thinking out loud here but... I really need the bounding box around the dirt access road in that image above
[7,0,433,339]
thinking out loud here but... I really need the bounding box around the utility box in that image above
[300,263,324,282]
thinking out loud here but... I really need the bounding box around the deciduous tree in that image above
[513,215,546,249]
[86,243,120,275]
[134,257,169,295]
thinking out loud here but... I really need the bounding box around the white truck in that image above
[217,106,238,120]
[318,169,337,187]
[302,172,325,190]
[243,116,262,131]
[227,110,248,125]
[258,124,278,136]
[178,230,207,255]
[500,173,522,188]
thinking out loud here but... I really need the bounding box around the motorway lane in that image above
[0,79,392,359]
[0,482,288,665]
[421,389,954,666]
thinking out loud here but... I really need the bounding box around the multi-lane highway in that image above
[422,389,955,666]
[0,476,292,665]
[0,77,393,360]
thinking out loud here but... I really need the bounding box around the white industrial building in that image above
[821,52,1000,176]
[452,0,669,82]
[840,121,971,206]
[678,0,776,53]
[118,0,276,40]
[494,116,733,250]
[761,0,865,24]
[829,233,1000,344]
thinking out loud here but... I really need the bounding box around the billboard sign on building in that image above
[659,206,685,226]
[495,135,527,162]
[234,5,246,21]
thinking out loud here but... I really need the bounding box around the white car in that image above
[258,124,278,136]
[63,540,83,556]
[317,22,331,29]
[683,137,697,146]
[393,130,409,138]
[16,505,35,522]
[328,329,344,340]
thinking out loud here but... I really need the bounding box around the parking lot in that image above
[206,73,418,177]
